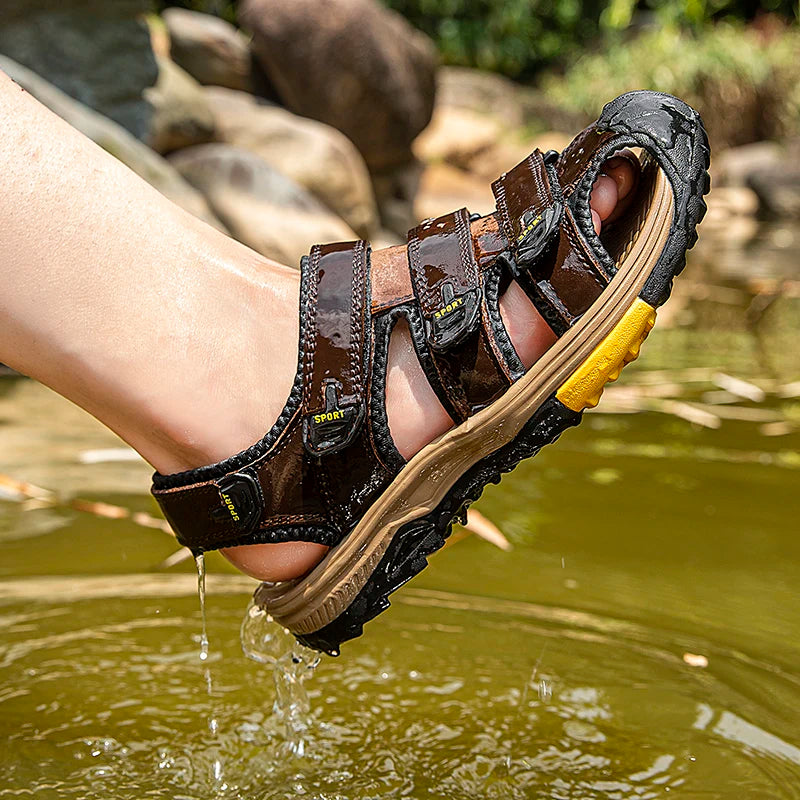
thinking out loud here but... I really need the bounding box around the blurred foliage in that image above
[382,0,604,77]
[381,0,799,78]
[542,22,800,146]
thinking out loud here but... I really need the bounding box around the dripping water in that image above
[240,599,320,755]
[194,553,225,790]
[194,553,210,662]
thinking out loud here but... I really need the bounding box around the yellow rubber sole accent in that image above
[556,298,657,412]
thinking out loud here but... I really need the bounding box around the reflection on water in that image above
[1,232,800,798]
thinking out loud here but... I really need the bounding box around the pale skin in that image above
[0,72,636,581]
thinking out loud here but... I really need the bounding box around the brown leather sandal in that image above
[152,91,710,655]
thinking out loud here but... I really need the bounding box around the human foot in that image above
[221,152,638,582]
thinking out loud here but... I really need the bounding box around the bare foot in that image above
[222,155,638,581]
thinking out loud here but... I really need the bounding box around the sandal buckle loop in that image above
[425,283,482,353]
[211,471,263,538]
[304,380,365,457]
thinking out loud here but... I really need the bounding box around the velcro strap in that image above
[492,149,563,269]
[301,240,371,457]
[408,207,481,352]
[152,469,266,553]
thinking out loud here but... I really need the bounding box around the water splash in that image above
[240,599,320,755]
[194,553,209,662]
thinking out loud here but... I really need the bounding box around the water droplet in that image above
[538,678,552,702]
[194,553,209,662]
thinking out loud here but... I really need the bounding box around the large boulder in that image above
[0,0,157,140]
[748,166,800,219]
[162,8,256,93]
[436,67,526,129]
[414,107,502,172]
[205,87,379,237]
[0,55,224,230]
[238,0,437,172]
[144,56,216,154]
[169,144,358,265]
[713,142,784,188]
[415,163,496,223]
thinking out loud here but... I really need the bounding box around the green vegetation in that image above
[382,0,799,78]
[383,0,604,78]
[542,23,800,146]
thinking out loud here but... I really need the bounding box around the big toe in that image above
[590,152,640,232]
[590,175,618,234]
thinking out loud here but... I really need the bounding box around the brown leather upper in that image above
[151,121,629,553]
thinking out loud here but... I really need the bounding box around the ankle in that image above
[108,252,301,477]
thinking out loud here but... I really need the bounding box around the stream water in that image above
[1,225,799,798]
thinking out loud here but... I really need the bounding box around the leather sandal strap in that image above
[405,208,511,422]
[492,149,611,336]
[408,207,482,352]
[301,240,371,457]
[492,149,563,266]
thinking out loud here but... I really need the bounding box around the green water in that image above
[1,228,800,799]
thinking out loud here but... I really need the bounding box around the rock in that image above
[0,55,224,230]
[697,187,759,245]
[714,142,784,188]
[414,163,496,223]
[467,131,571,182]
[414,107,502,171]
[748,166,800,219]
[436,67,525,128]
[238,0,437,171]
[162,8,255,93]
[205,87,379,237]
[371,161,425,236]
[169,144,358,265]
[143,56,215,154]
[0,0,157,140]
[708,186,760,218]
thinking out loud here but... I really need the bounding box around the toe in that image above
[603,153,638,201]
[591,208,602,235]
[221,541,328,581]
[590,174,619,226]
[600,151,640,225]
